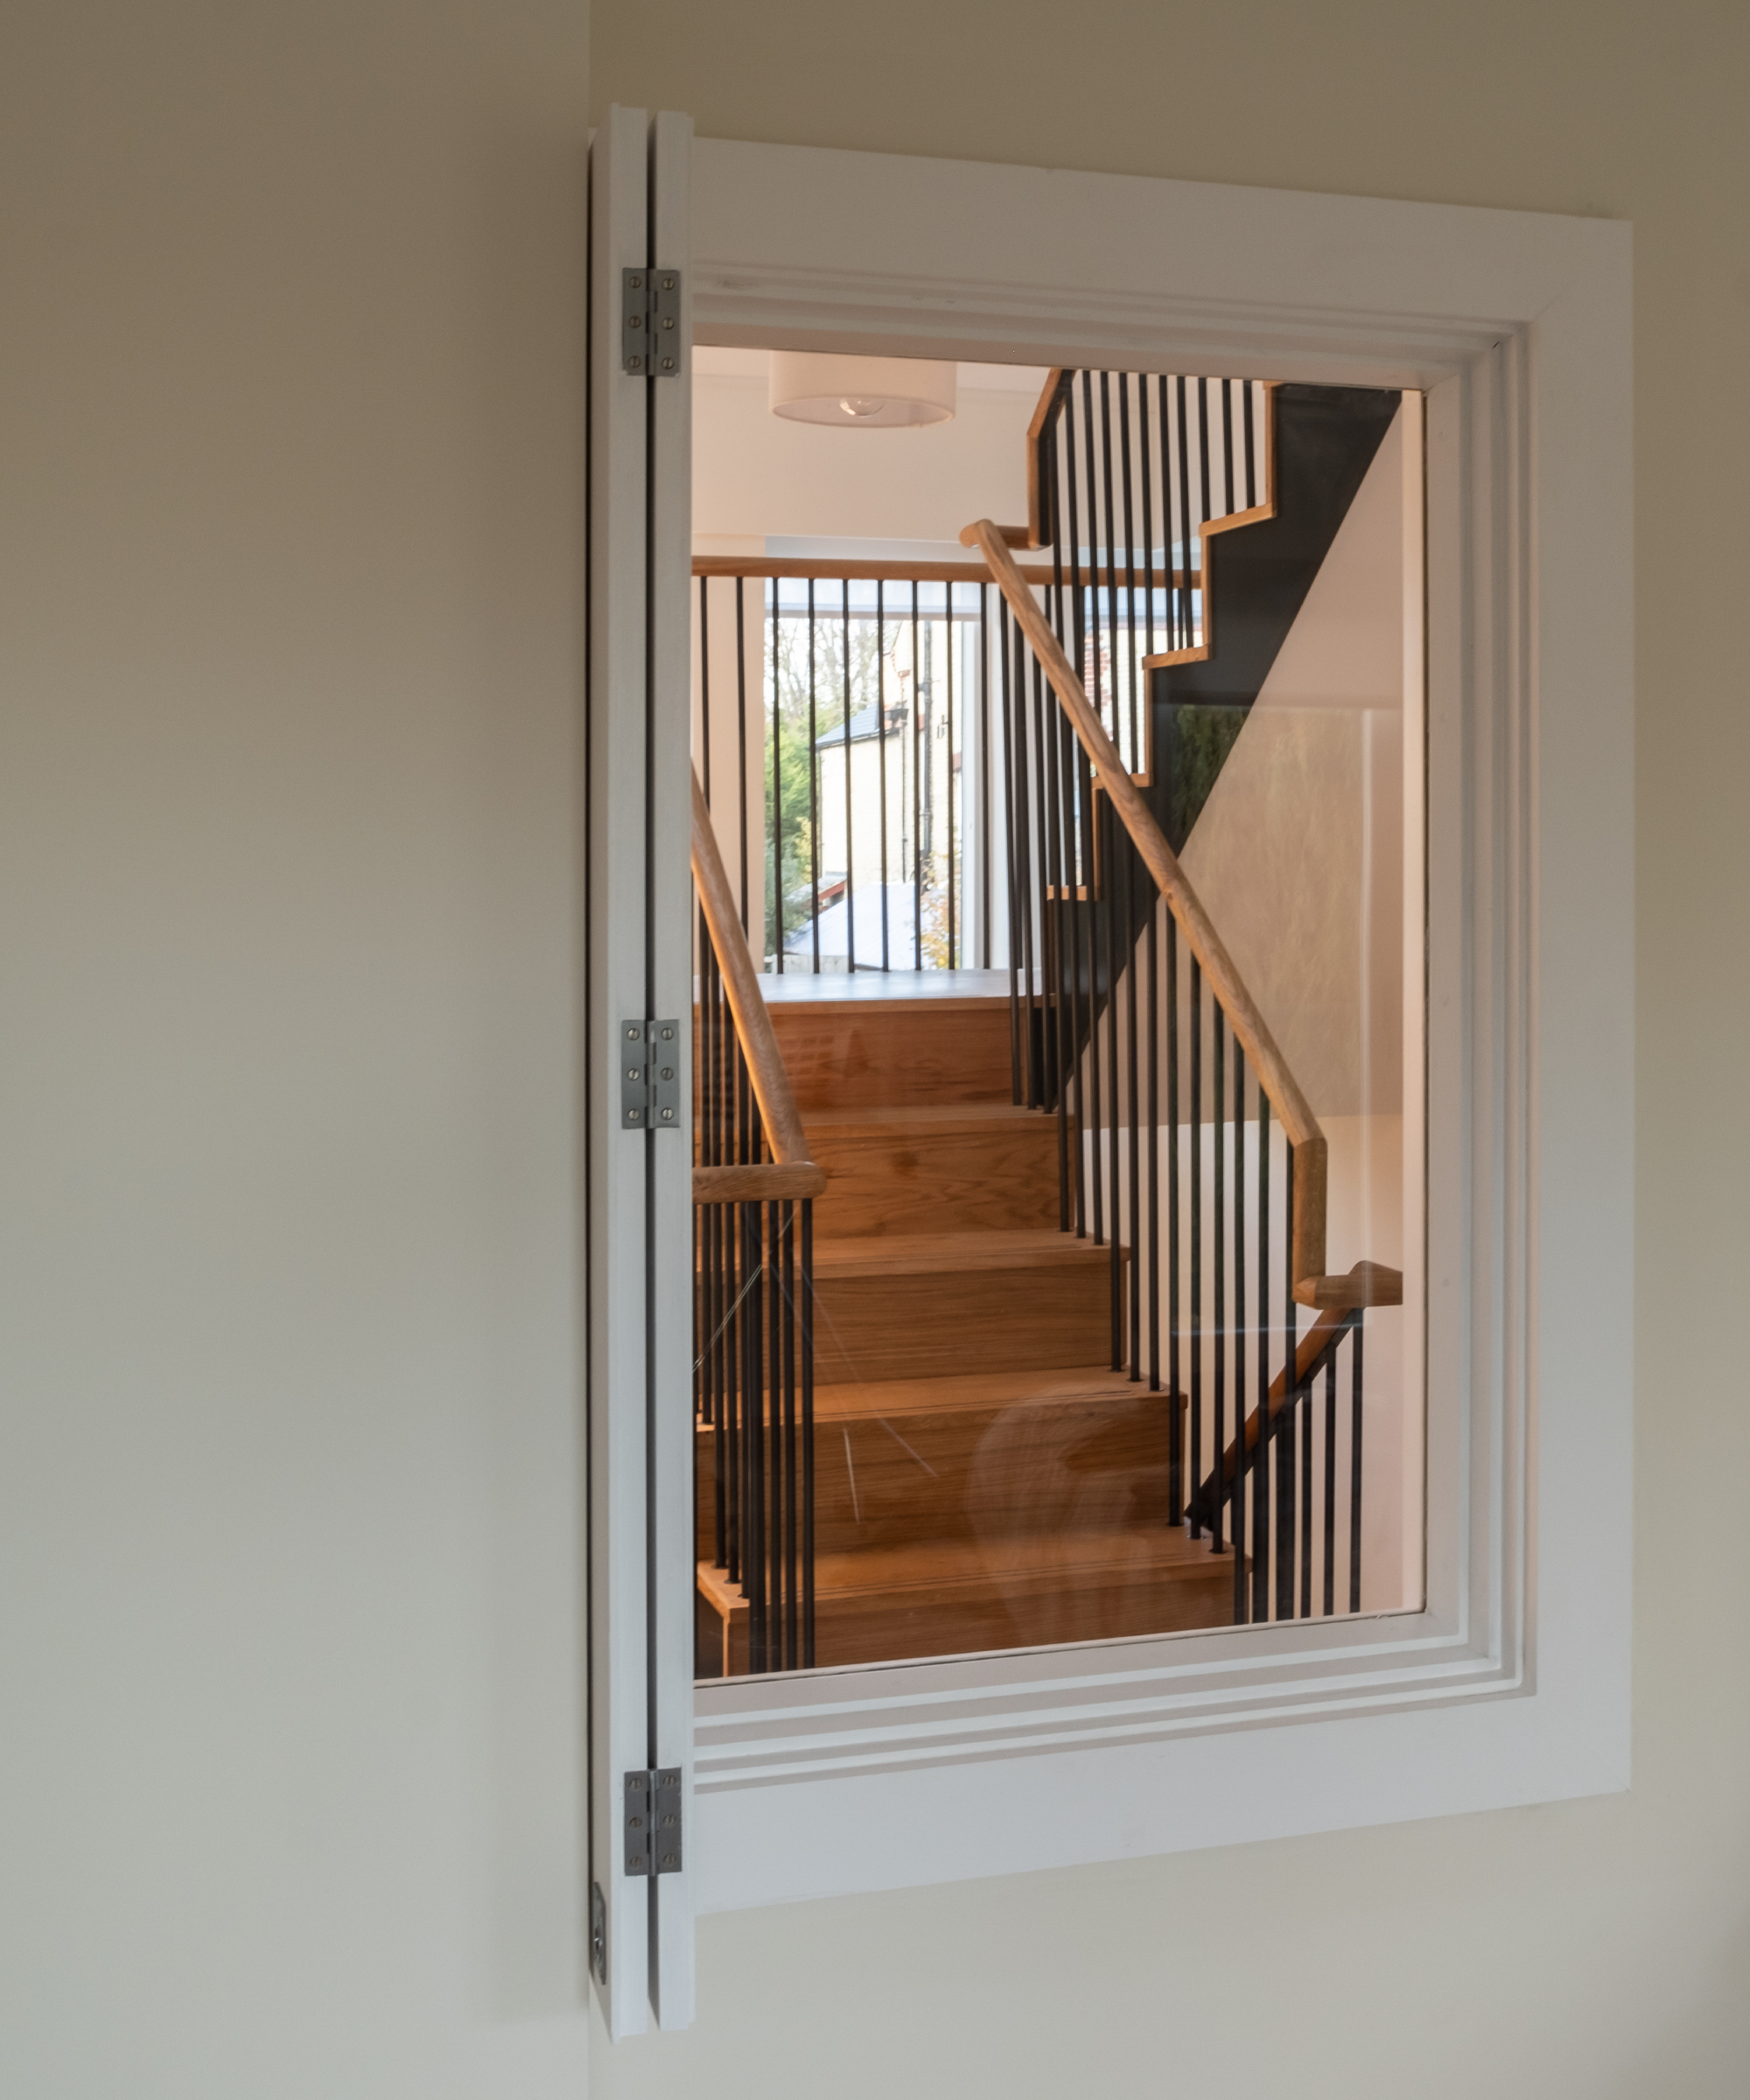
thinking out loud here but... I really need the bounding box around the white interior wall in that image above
[1,7,592,2095]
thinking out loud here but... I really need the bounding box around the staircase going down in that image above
[696,987,1234,1676]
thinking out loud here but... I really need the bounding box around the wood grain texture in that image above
[805,1104,1060,1237]
[697,1368,1183,1558]
[808,1230,1119,1382]
[693,1162,828,1203]
[764,994,1014,1114]
[697,1526,1237,1673]
[692,555,1056,584]
[1295,1258,1404,1310]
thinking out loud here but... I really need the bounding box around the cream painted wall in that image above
[2,4,593,2095]
[591,3,1750,2097]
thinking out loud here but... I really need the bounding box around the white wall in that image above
[0,5,592,2094]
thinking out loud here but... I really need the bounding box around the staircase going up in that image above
[695,985,1234,1676]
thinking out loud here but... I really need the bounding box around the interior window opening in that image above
[688,346,1425,1681]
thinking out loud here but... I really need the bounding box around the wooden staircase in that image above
[696,990,1236,1676]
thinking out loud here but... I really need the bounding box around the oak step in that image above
[696,1524,1237,1675]
[806,1102,1060,1238]
[809,1228,1120,1382]
[696,1365,1181,1560]
[765,994,1013,1114]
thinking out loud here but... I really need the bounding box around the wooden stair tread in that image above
[698,1523,1222,1614]
[807,1363,1156,1424]
[816,1528,1220,1600]
[805,1102,1042,1130]
[809,1227,1116,1280]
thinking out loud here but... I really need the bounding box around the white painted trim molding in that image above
[686,139,1632,1913]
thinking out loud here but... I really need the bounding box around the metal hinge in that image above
[620,1018,681,1130]
[624,1768,682,1876]
[622,266,682,376]
[590,1881,606,1984]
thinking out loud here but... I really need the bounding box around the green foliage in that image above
[1159,702,1248,853]
[763,608,888,962]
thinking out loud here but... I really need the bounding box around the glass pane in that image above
[690,355,1424,1676]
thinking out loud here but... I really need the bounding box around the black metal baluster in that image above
[767,1197,786,1662]
[1082,373,1103,742]
[1084,744,1102,1253]
[1275,1144,1296,1624]
[843,580,855,974]
[1177,377,1194,649]
[980,583,992,968]
[1349,1320,1365,1614]
[1220,377,1236,525]
[1098,371,1118,757]
[782,1197,799,1666]
[1139,374,1156,668]
[735,578,750,929]
[1233,1041,1247,1621]
[1105,810,1123,1366]
[877,583,890,972]
[770,582,784,973]
[700,574,711,807]
[1166,913,1181,1522]
[1146,882,1160,1395]
[946,582,956,969]
[1022,619,1042,1105]
[1254,1088,1270,1623]
[1242,381,1258,514]
[1299,1348,1315,1619]
[912,582,922,971]
[1002,606,1023,1102]
[1188,956,1202,1538]
[1323,1343,1338,1617]
[744,1195,765,1670]
[808,580,820,974]
[1118,371,1139,777]
[1125,853,1141,1382]
[1212,1003,1225,1557]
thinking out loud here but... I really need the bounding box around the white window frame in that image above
[682,140,1632,1914]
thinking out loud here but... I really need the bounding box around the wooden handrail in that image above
[960,515,1328,1286]
[690,766,826,1204]
[692,555,1058,586]
[1192,1264,1402,1524]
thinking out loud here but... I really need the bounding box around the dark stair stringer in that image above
[1149,382,1404,853]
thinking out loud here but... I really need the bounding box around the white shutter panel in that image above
[585,103,695,2040]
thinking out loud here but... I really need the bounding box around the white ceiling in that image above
[691,350,1049,547]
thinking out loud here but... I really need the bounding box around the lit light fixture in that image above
[768,352,956,428]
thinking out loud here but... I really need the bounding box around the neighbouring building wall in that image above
[1,5,593,2096]
[590,5,1750,2100]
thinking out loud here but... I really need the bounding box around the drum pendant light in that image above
[768,353,956,428]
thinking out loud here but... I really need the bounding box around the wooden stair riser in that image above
[696,1390,1180,1560]
[812,1256,1115,1381]
[808,1110,1060,1238]
[766,998,1013,1113]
